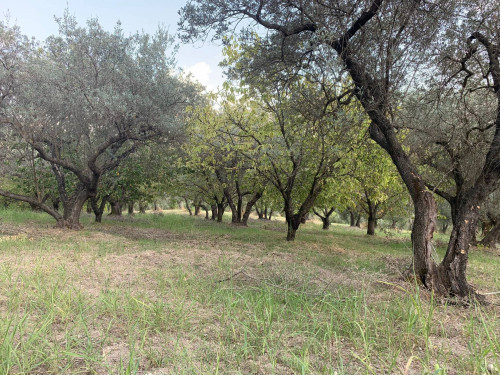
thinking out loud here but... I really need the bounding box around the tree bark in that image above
[314,207,335,230]
[349,210,356,227]
[109,200,122,216]
[367,215,376,235]
[241,191,263,226]
[91,195,109,223]
[216,202,225,222]
[480,221,500,248]
[355,214,361,228]
[286,215,300,241]
[61,186,89,229]
[436,199,482,297]
[138,201,147,214]
[211,204,217,220]
[200,205,209,219]
[128,201,134,215]
[184,197,192,216]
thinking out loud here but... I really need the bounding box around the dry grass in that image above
[0,209,498,374]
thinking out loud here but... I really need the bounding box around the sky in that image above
[0,0,225,91]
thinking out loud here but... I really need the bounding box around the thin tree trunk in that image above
[139,201,146,214]
[201,205,209,219]
[349,211,356,227]
[241,192,262,226]
[128,202,134,215]
[184,197,192,216]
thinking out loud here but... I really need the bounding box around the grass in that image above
[0,208,498,374]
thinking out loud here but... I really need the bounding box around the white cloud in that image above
[185,62,212,89]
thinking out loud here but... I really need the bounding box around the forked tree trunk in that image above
[314,207,335,230]
[268,210,273,220]
[91,195,109,223]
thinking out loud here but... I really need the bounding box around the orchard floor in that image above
[0,209,498,374]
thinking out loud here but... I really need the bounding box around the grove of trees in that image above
[1,1,499,301]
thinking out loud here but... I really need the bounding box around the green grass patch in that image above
[0,208,498,374]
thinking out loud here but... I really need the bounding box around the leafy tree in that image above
[184,96,265,225]
[0,14,198,228]
[179,0,500,298]
[222,75,362,240]
[353,138,407,235]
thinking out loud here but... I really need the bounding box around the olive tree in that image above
[0,14,198,228]
[179,0,500,298]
